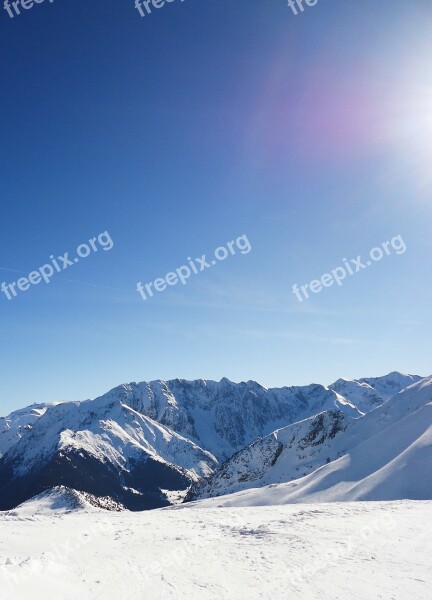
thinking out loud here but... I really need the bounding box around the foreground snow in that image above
[0,501,431,599]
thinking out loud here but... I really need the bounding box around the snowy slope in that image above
[329,379,385,413]
[188,410,349,500]
[193,376,432,506]
[0,396,217,511]
[0,403,61,457]
[0,500,431,599]
[5,486,125,516]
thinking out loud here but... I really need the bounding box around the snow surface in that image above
[0,500,430,599]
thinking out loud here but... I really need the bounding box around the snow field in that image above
[0,500,431,600]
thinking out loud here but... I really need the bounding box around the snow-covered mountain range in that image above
[189,376,432,504]
[89,378,364,461]
[0,372,428,511]
[0,394,217,511]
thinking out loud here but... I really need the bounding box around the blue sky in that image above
[1,0,431,414]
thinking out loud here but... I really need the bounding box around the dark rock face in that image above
[0,448,190,512]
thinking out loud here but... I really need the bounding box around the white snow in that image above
[5,487,125,516]
[329,372,422,413]
[0,403,62,457]
[0,500,430,599]
[5,397,217,483]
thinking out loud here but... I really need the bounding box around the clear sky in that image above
[1,0,431,415]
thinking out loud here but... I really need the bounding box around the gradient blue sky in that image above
[1,0,431,414]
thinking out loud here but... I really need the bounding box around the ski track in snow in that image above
[0,501,431,599]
